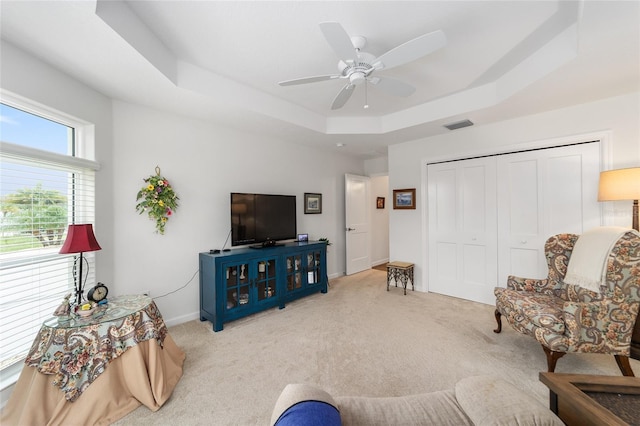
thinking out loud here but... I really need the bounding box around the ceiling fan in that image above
[279,22,446,110]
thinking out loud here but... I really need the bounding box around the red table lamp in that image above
[59,224,102,305]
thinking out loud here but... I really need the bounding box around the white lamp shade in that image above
[598,167,640,201]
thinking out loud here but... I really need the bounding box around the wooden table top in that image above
[539,372,640,426]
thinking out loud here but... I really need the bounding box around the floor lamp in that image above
[59,224,102,305]
[598,167,640,231]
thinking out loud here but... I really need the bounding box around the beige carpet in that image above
[114,269,638,425]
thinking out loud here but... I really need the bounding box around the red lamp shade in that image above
[59,224,102,254]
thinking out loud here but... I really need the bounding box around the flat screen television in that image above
[230,193,297,247]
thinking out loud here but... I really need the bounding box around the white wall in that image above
[111,101,363,324]
[370,175,389,266]
[364,156,388,175]
[388,92,640,293]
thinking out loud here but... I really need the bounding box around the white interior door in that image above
[428,158,498,304]
[496,142,601,285]
[345,174,370,275]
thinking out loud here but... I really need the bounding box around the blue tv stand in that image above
[199,241,327,331]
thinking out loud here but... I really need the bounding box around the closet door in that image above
[427,141,601,305]
[427,157,498,304]
[496,142,601,286]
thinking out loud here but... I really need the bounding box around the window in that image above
[0,96,99,385]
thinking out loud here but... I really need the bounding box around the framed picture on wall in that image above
[393,188,416,209]
[304,193,322,214]
[376,197,385,209]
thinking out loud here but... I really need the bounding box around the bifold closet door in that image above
[496,142,601,287]
[427,141,601,305]
[427,157,498,305]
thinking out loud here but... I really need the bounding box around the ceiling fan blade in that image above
[331,84,355,110]
[369,76,416,97]
[279,75,341,86]
[373,30,446,71]
[319,22,358,64]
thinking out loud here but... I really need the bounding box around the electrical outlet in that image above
[142,290,150,297]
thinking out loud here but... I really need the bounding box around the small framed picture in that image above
[376,197,385,209]
[393,188,416,209]
[304,193,322,214]
[297,233,308,242]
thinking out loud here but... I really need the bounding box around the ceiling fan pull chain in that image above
[364,80,369,109]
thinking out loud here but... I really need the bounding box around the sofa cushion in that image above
[336,389,473,426]
[455,376,563,426]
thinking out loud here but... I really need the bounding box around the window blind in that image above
[0,141,98,377]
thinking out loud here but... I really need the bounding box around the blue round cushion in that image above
[274,400,341,426]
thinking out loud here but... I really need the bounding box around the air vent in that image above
[444,119,474,131]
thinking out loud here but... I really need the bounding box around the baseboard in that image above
[371,258,389,267]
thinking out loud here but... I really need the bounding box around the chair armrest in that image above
[562,300,640,352]
[507,275,553,294]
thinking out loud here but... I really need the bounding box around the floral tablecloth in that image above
[25,295,168,402]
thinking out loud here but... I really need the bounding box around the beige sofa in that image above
[271,375,562,426]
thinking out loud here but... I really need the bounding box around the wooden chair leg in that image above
[541,345,566,372]
[493,309,502,333]
[614,355,635,377]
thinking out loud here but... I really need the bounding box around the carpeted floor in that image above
[114,268,638,425]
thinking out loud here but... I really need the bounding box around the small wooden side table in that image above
[386,261,414,295]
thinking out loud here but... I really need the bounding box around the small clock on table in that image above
[87,282,109,304]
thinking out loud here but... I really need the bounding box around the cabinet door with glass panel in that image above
[285,248,325,294]
[304,248,324,289]
[254,255,279,304]
[224,261,252,312]
[285,254,304,293]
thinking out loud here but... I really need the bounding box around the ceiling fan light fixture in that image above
[349,72,366,85]
[364,78,369,109]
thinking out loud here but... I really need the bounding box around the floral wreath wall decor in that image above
[135,166,179,234]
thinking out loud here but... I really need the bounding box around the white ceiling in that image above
[1,1,638,159]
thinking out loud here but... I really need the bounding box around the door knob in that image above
[347,227,355,231]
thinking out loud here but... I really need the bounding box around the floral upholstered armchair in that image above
[494,230,640,376]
